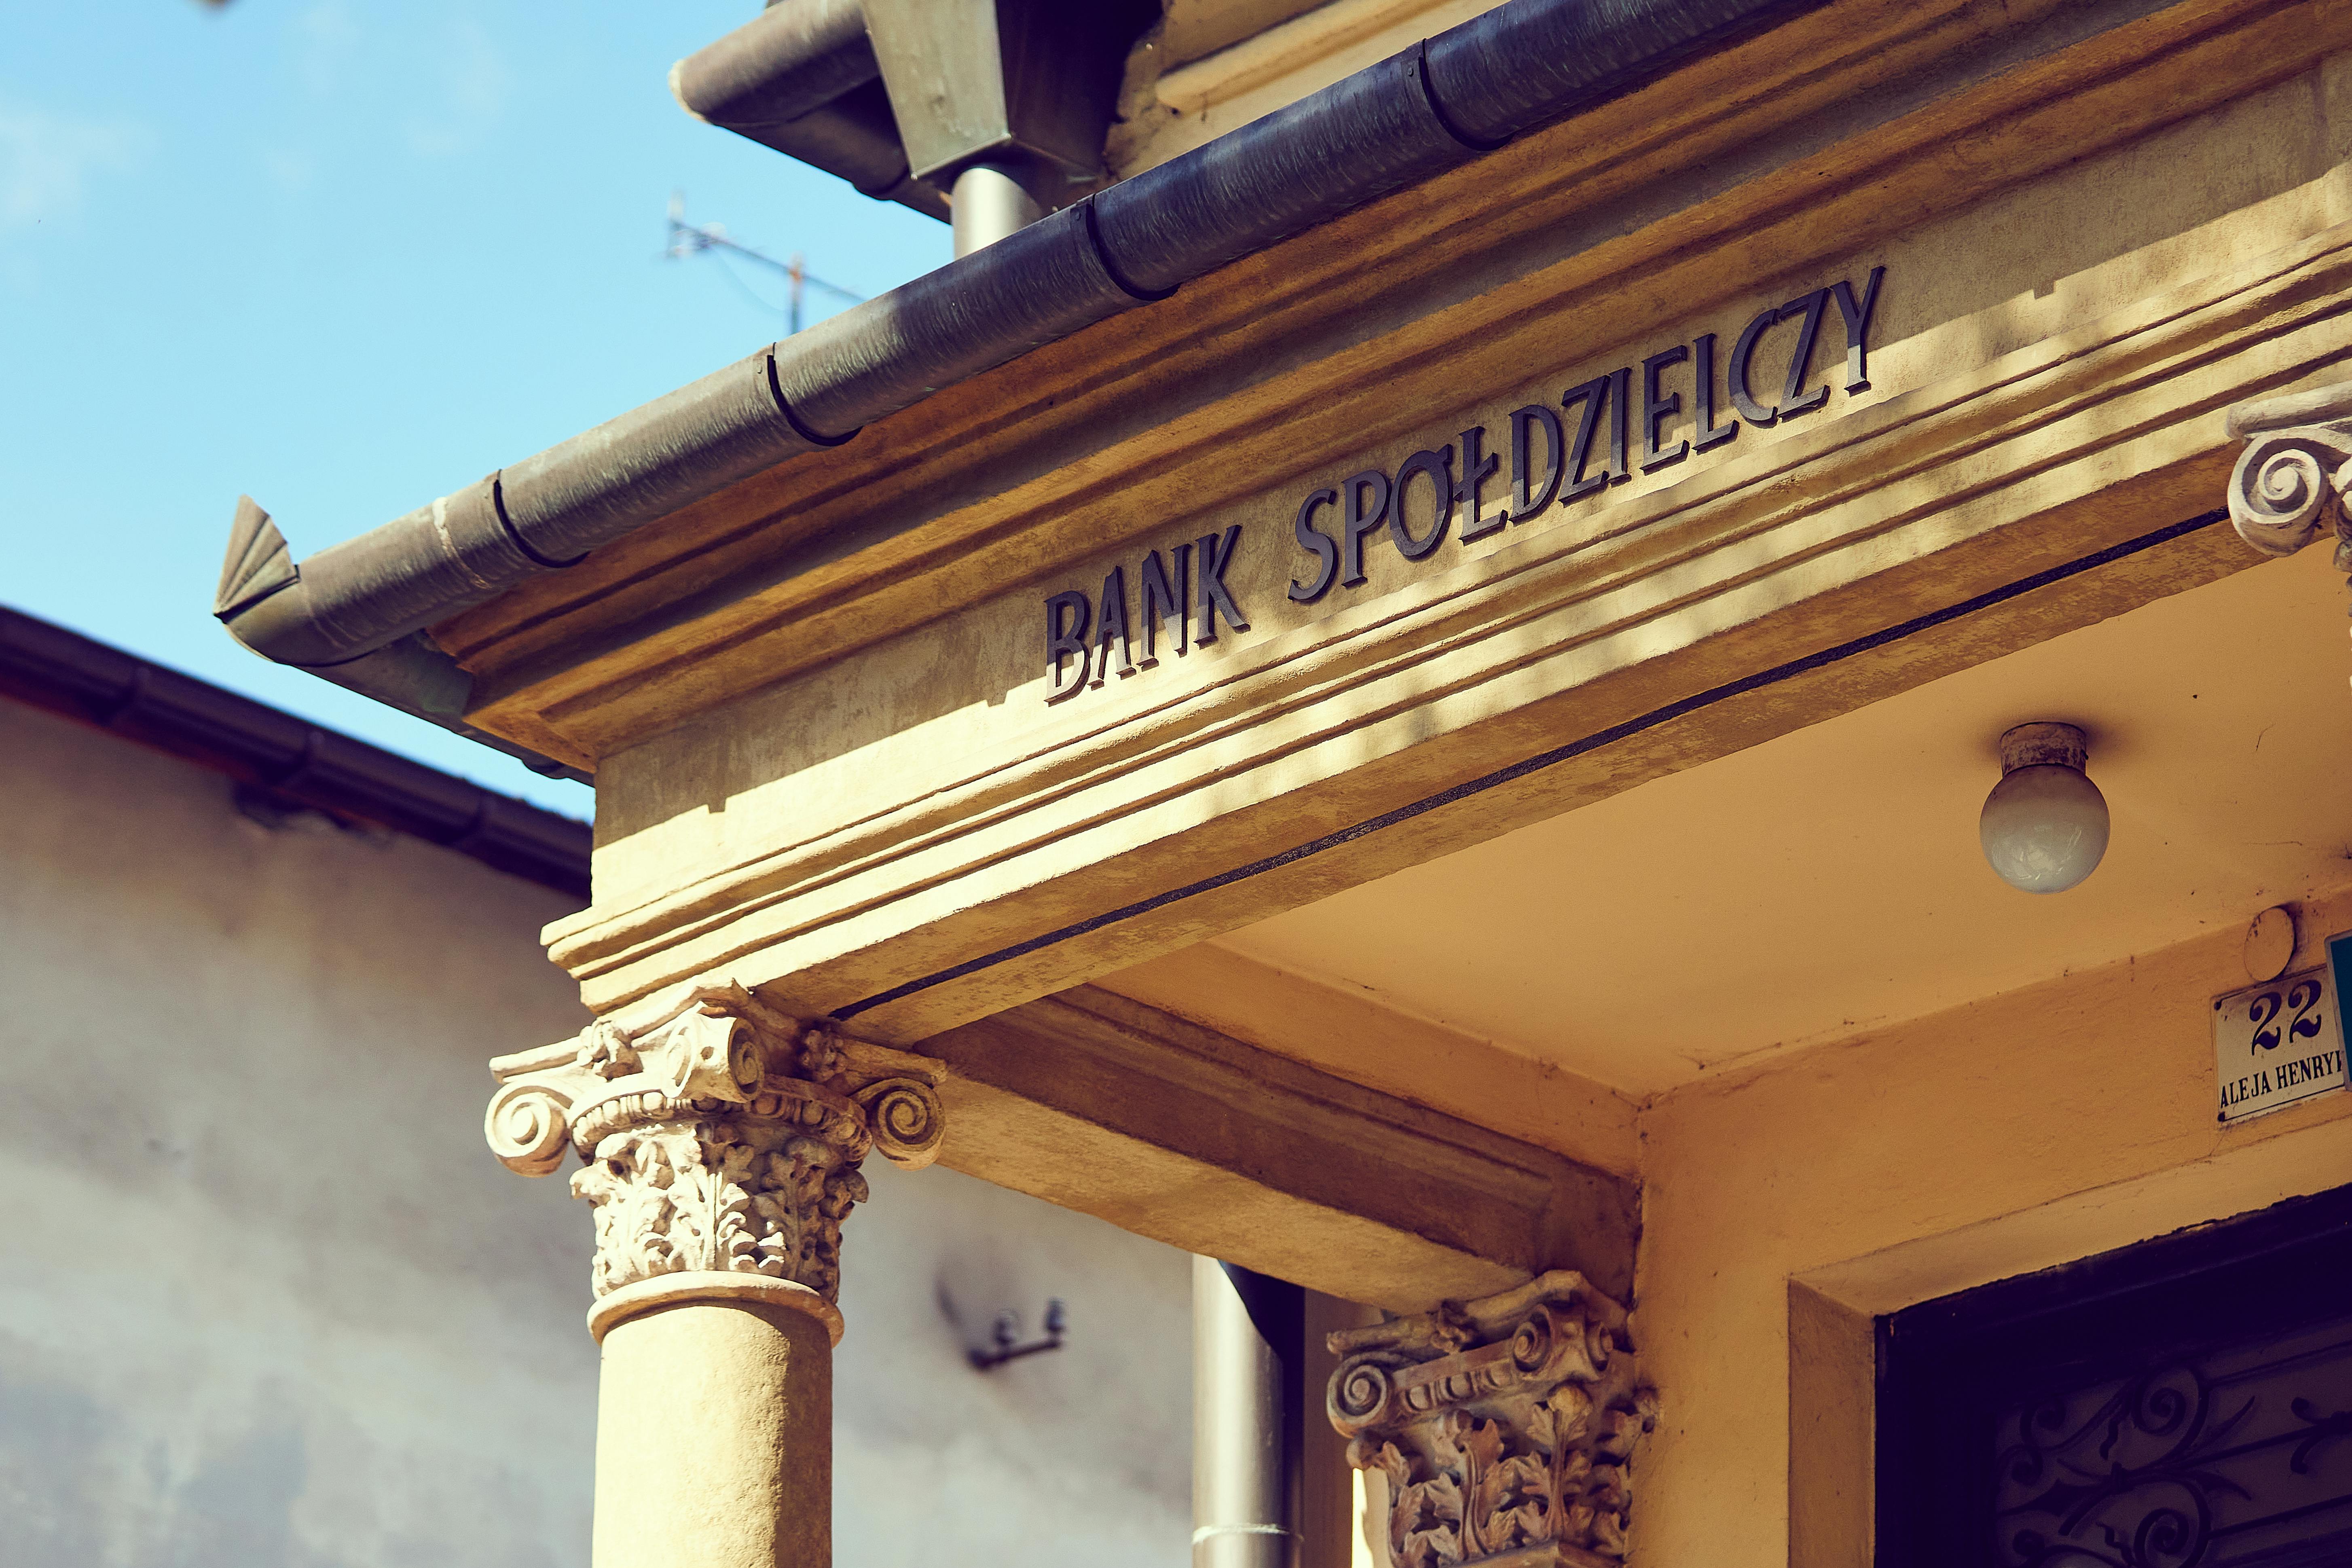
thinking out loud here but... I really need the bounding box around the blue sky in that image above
[0,0,947,815]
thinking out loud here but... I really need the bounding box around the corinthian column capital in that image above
[1327,1272,1658,1568]
[2225,382,2352,562]
[482,983,946,1338]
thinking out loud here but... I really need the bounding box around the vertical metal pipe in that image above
[950,163,1043,257]
[1300,1291,1381,1568]
[1194,1257,1298,1568]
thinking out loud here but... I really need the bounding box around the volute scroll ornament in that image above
[1328,1272,1658,1568]
[484,984,946,1307]
[2226,382,2352,571]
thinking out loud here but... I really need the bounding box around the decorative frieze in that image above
[2226,382,2352,567]
[1328,1271,1657,1568]
[484,984,945,1304]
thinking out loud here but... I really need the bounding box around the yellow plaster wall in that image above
[1632,883,2352,1567]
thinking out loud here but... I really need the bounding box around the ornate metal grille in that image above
[1993,1315,2352,1568]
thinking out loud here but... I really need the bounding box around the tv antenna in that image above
[664,191,863,334]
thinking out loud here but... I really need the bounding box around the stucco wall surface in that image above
[0,700,599,1568]
[0,700,1195,1568]
[835,1159,1193,1568]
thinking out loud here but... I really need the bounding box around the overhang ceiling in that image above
[1215,544,2352,1098]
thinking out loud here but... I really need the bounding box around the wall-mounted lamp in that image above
[969,1299,1067,1370]
[1980,722,2109,894]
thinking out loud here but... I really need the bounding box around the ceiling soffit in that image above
[1220,548,2352,1097]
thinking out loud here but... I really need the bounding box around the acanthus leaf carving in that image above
[484,982,946,1305]
[1329,1272,1657,1568]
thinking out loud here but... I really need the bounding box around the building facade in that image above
[0,611,1190,1568]
[213,0,2352,1563]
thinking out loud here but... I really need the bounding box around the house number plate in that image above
[2213,961,2348,1124]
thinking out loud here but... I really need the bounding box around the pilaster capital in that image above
[2225,382,2352,563]
[1328,1271,1657,1568]
[483,983,946,1306]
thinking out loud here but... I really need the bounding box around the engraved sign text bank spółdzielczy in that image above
[1037,267,1886,703]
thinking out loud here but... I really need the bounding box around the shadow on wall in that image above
[834,1158,1194,1568]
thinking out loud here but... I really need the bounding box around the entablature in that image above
[441,0,2320,769]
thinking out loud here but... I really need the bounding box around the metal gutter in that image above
[219,0,1817,768]
[669,0,952,221]
[0,604,591,900]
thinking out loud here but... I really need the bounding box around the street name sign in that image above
[2214,952,2350,1124]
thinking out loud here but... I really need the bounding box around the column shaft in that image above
[595,1297,831,1568]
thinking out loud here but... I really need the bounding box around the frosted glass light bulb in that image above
[1979,723,2109,894]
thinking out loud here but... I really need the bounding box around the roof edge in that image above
[0,603,592,900]
[224,0,1821,759]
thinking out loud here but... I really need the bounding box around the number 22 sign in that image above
[2213,962,2349,1124]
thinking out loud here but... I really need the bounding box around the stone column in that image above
[1325,1272,1658,1568]
[484,983,946,1568]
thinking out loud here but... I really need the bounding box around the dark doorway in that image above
[1877,1184,2352,1567]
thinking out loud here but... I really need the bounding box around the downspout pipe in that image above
[219,0,1815,770]
[1194,1258,1303,1568]
[952,163,1045,258]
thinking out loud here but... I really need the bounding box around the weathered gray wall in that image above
[0,700,601,1567]
[839,1158,1192,1568]
[0,699,1189,1568]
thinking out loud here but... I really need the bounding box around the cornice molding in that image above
[544,212,2352,1029]
[0,605,588,898]
[449,0,2307,757]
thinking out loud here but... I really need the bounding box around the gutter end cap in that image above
[217,496,298,623]
[668,58,710,124]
